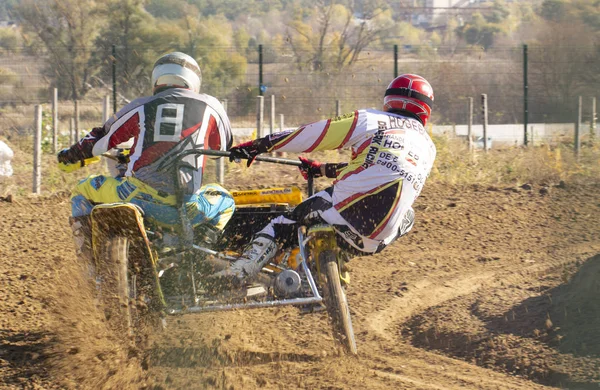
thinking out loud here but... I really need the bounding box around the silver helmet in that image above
[151,52,202,94]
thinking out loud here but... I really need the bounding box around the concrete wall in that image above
[431,123,598,146]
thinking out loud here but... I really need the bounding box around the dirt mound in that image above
[401,255,600,388]
[550,255,600,357]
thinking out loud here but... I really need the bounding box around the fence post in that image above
[216,100,227,185]
[393,44,398,78]
[102,95,110,123]
[575,95,581,157]
[591,97,596,144]
[74,101,80,140]
[270,95,275,135]
[70,118,75,145]
[523,44,528,147]
[112,44,117,114]
[336,100,341,117]
[258,44,264,96]
[256,96,264,138]
[52,88,58,153]
[481,94,488,152]
[467,97,473,151]
[33,105,42,194]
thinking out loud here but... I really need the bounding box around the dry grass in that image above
[430,135,600,186]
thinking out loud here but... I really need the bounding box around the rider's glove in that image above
[298,157,323,180]
[57,148,79,164]
[229,140,264,167]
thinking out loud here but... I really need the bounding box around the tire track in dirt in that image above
[366,270,497,339]
[366,241,600,341]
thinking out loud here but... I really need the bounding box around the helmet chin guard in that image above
[152,52,202,94]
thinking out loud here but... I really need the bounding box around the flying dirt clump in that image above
[47,255,151,389]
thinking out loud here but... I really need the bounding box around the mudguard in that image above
[307,225,350,285]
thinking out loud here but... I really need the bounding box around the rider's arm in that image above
[58,103,144,164]
[254,111,361,154]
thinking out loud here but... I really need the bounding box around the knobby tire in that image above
[320,250,358,355]
[98,236,137,345]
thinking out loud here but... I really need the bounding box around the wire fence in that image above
[0,43,598,140]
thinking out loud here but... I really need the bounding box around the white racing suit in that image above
[255,109,436,254]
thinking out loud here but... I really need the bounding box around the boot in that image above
[208,234,278,288]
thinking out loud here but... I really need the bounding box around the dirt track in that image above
[1,180,600,389]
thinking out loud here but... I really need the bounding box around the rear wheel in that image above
[320,250,358,355]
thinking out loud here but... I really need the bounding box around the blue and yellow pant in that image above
[71,175,235,230]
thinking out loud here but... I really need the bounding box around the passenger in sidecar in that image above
[58,52,235,261]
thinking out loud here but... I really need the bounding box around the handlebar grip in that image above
[58,156,101,173]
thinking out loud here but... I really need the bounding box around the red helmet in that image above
[383,74,434,126]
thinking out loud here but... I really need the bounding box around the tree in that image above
[95,0,157,96]
[285,0,392,71]
[171,8,248,96]
[456,13,503,50]
[540,0,600,31]
[455,0,510,50]
[16,0,101,120]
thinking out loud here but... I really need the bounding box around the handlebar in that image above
[176,149,315,196]
[64,149,316,196]
[177,149,303,167]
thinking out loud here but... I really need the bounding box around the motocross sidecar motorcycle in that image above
[79,149,357,355]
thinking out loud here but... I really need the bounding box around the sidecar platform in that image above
[165,228,324,314]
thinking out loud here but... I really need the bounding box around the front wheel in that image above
[320,250,358,355]
[97,236,138,343]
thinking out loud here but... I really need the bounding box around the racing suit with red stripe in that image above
[253,109,436,254]
[63,88,235,229]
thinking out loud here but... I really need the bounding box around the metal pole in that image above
[70,117,75,144]
[33,105,42,194]
[258,44,263,96]
[74,101,80,140]
[482,94,488,152]
[256,96,264,138]
[591,97,596,144]
[575,95,581,157]
[216,100,227,185]
[102,95,110,123]
[336,100,341,117]
[112,44,117,114]
[278,114,285,157]
[270,95,275,135]
[523,44,528,147]
[467,97,473,151]
[393,44,398,78]
[52,88,58,153]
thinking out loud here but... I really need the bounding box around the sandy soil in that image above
[1,178,600,389]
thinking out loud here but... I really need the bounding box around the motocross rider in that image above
[212,74,436,286]
[57,52,235,260]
